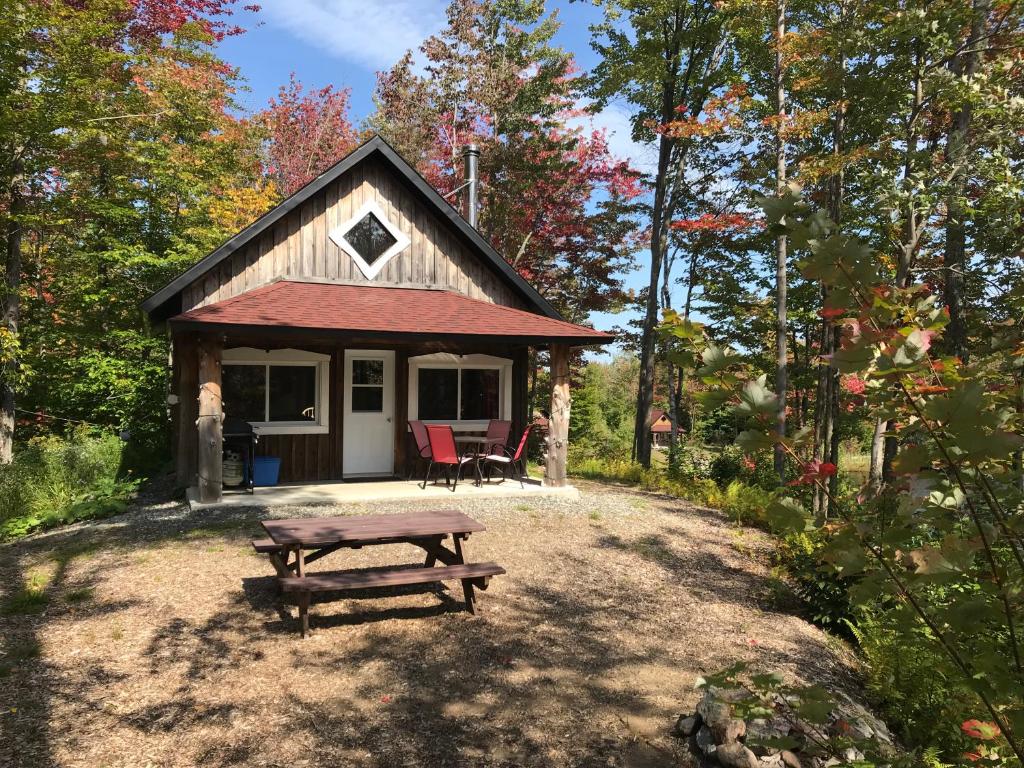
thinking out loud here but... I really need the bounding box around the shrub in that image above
[848,609,978,758]
[718,480,775,526]
[776,532,854,632]
[0,429,139,540]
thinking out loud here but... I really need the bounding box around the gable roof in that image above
[141,134,561,321]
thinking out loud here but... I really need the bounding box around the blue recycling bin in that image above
[253,456,281,487]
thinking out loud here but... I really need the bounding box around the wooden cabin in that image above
[142,135,613,502]
[650,409,684,447]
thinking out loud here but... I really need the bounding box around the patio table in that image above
[454,435,489,485]
[256,510,504,636]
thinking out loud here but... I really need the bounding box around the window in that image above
[345,213,397,265]
[329,199,410,280]
[221,348,330,434]
[418,369,458,419]
[408,354,512,427]
[351,359,385,412]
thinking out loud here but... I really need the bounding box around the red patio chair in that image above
[422,424,478,491]
[482,424,531,488]
[407,420,431,481]
[481,419,512,456]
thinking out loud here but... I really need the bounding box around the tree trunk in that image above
[876,39,925,485]
[633,124,675,468]
[1,185,23,464]
[943,0,988,363]
[773,0,788,484]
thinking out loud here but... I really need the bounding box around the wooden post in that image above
[545,343,571,487]
[197,336,223,503]
[175,334,199,489]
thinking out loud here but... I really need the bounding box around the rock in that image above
[746,716,791,755]
[842,748,864,763]
[697,695,732,738]
[716,741,760,768]
[758,753,784,768]
[676,714,701,738]
[780,750,801,768]
[830,692,894,747]
[720,718,746,744]
[696,725,717,757]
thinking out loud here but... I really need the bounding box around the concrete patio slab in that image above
[186,476,579,510]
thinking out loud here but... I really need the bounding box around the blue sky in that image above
[217,0,652,347]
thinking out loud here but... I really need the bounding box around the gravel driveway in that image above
[0,480,859,768]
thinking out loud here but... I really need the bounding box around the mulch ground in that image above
[0,480,860,768]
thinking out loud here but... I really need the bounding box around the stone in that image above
[746,716,791,755]
[758,753,784,768]
[697,695,732,737]
[842,748,864,763]
[720,718,746,744]
[676,714,701,738]
[780,750,801,768]
[716,741,760,768]
[830,693,894,747]
[696,725,717,757]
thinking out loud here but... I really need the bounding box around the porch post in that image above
[197,336,223,503]
[544,343,571,487]
[175,334,199,489]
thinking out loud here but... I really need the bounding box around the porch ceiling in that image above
[169,280,614,346]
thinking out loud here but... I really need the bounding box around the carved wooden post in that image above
[175,334,199,489]
[544,343,571,487]
[197,336,223,503]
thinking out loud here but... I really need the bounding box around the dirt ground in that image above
[0,481,859,768]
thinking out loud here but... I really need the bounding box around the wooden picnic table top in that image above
[261,509,487,547]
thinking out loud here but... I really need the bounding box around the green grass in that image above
[2,588,49,616]
[0,431,139,541]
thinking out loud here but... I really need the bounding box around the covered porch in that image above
[169,280,609,504]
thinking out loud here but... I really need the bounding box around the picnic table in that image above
[253,510,505,637]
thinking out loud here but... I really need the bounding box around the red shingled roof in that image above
[170,280,614,344]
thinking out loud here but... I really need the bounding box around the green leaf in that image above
[735,375,778,417]
[736,429,776,452]
[765,497,808,534]
[698,345,738,376]
[829,341,875,373]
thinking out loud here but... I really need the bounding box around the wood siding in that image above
[204,342,532,487]
[182,157,525,312]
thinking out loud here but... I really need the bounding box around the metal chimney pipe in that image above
[462,143,479,228]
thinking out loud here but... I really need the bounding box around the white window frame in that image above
[222,347,330,435]
[407,353,513,432]
[328,199,411,280]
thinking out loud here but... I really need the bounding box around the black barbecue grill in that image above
[223,417,257,494]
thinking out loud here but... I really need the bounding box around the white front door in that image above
[343,350,395,477]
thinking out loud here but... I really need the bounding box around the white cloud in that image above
[570,99,655,173]
[258,0,446,71]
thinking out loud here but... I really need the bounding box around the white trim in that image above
[328,199,411,280]
[407,353,512,428]
[222,347,330,435]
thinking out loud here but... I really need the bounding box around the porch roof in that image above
[169,279,614,345]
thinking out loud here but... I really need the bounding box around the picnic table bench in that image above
[255,510,505,637]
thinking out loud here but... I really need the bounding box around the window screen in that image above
[269,366,317,421]
[418,368,458,420]
[460,369,500,420]
[222,365,265,423]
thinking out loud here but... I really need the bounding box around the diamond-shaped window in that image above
[346,212,397,266]
[329,200,411,280]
